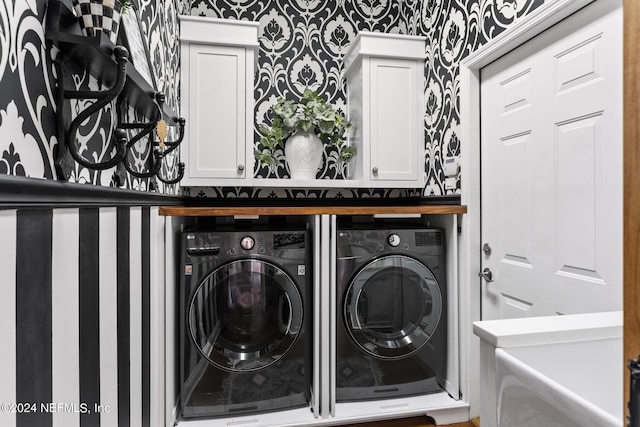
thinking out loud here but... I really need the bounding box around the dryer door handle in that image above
[350,289,366,330]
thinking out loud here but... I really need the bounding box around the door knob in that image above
[478,268,494,282]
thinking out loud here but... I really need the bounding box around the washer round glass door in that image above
[189,259,303,372]
[344,255,442,359]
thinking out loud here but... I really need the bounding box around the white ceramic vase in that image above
[284,131,323,180]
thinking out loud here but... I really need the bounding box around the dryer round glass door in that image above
[344,255,443,359]
[188,259,303,372]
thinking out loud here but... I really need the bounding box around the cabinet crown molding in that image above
[344,31,427,72]
[179,15,260,49]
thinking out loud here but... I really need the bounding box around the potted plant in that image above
[118,0,132,13]
[72,0,132,44]
[256,89,356,180]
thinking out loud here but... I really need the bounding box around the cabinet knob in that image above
[237,164,245,172]
[372,166,379,174]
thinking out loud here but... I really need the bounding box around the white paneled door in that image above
[480,0,622,320]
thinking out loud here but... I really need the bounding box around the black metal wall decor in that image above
[54,45,129,179]
[118,93,185,188]
[46,0,185,186]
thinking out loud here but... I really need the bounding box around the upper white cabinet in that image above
[344,32,427,188]
[179,16,258,186]
[179,22,426,189]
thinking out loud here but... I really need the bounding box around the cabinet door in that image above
[187,44,246,180]
[369,58,419,182]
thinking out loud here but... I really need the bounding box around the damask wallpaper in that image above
[0,1,57,179]
[186,0,547,200]
[0,0,546,198]
[417,0,545,196]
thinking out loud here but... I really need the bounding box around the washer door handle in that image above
[280,291,293,333]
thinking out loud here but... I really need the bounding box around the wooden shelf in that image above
[159,205,467,217]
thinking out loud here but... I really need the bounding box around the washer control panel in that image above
[387,233,401,247]
[240,236,255,250]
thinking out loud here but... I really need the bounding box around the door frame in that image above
[458,0,596,417]
[624,0,640,419]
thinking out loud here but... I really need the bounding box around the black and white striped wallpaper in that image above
[0,206,171,427]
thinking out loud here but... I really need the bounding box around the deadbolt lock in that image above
[482,243,492,255]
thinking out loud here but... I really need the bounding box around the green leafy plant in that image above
[117,0,132,13]
[256,89,356,167]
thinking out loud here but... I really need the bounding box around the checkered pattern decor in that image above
[72,0,122,44]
